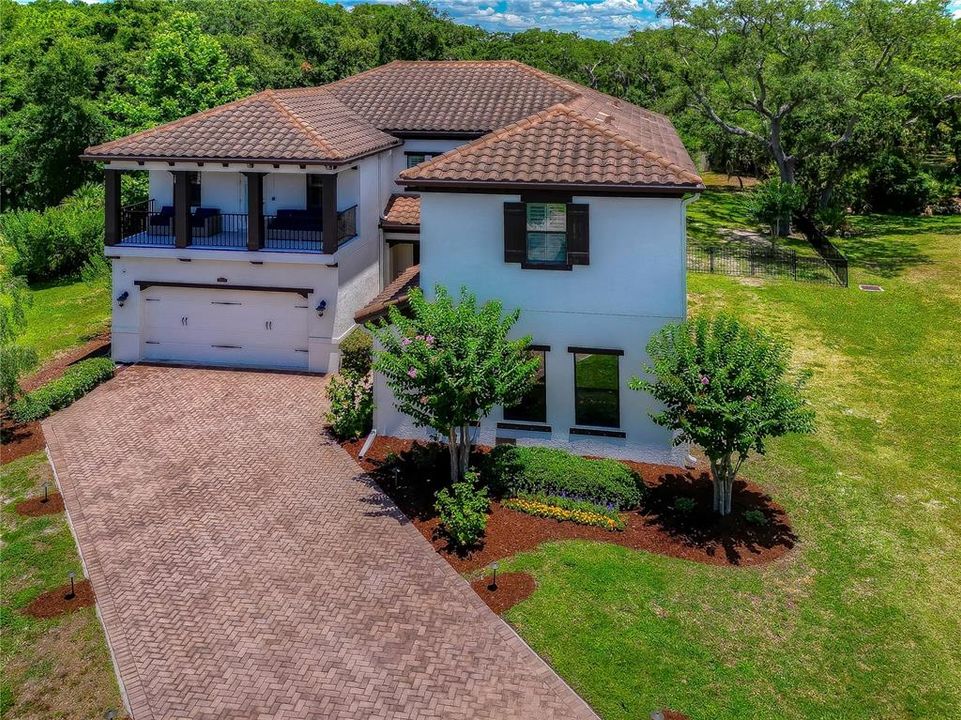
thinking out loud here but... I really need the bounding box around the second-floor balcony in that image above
[118,201,357,253]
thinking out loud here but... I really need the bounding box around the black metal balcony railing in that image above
[118,203,359,253]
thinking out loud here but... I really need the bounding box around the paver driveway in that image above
[43,365,598,720]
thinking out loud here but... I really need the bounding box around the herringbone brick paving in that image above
[43,365,599,720]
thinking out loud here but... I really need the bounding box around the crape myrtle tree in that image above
[369,286,539,484]
[631,315,814,516]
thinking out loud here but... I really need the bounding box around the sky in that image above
[333,0,961,40]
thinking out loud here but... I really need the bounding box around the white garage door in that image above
[141,286,310,369]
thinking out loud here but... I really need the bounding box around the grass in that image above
[0,452,125,719]
[497,198,961,719]
[20,277,110,364]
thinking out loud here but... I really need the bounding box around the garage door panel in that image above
[141,286,310,370]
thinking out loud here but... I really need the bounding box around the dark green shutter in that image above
[504,202,526,264]
[566,203,589,265]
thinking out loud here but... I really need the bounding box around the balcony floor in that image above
[119,229,324,253]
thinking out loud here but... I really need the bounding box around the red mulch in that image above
[15,492,65,517]
[343,436,796,573]
[658,711,691,720]
[1,417,44,465]
[1,332,111,466]
[470,572,537,615]
[23,579,95,619]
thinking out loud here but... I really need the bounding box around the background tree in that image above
[0,269,38,405]
[659,0,957,230]
[369,286,539,483]
[631,315,815,516]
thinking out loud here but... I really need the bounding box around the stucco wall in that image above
[373,190,690,464]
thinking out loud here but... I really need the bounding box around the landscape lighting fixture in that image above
[489,562,499,591]
[41,482,49,504]
[66,571,76,600]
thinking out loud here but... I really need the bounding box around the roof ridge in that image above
[399,104,570,180]
[264,89,341,159]
[85,92,270,155]
[555,105,702,184]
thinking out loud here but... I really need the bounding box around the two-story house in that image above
[84,60,703,463]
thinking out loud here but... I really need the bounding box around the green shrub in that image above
[339,326,373,378]
[434,471,489,548]
[325,372,372,440]
[744,508,768,526]
[325,327,374,440]
[674,497,696,513]
[504,493,625,531]
[0,183,104,282]
[744,178,804,237]
[9,357,115,423]
[485,445,643,510]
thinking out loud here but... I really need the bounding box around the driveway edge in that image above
[44,423,152,720]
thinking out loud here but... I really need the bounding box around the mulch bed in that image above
[656,711,691,720]
[470,572,537,615]
[23,579,95,619]
[343,436,796,573]
[15,492,65,517]
[1,417,45,465]
[1,332,112,466]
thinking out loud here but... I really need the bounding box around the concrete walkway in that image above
[44,365,598,720]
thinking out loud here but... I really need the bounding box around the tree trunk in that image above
[769,119,795,238]
[447,428,459,484]
[458,424,470,479]
[709,454,736,516]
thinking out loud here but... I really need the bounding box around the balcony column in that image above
[322,173,338,255]
[243,172,266,251]
[172,170,191,248]
[104,169,122,246]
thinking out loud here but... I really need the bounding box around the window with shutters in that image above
[504,200,589,269]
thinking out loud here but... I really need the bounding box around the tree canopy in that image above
[1,0,957,214]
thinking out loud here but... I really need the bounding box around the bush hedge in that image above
[9,357,115,423]
[340,326,373,378]
[0,183,104,281]
[435,472,489,548]
[485,445,643,511]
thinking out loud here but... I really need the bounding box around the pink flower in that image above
[419,395,429,405]
[407,367,418,379]
[416,335,425,341]
[401,337,412,347]
[425,335,435,345]
[745,394,754,402]
[700,375,710,386]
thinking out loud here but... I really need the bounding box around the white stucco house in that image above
[84,60,703,463]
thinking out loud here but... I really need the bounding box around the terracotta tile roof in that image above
[381,194,421,228]
[84,89,399,164]
[325,60,577,135]
[85,60,701,190]
[354,264,421,324]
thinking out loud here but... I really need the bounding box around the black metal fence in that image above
[687,242,848,286]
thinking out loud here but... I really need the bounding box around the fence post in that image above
[792,254,797,280]
[709,247,715,273]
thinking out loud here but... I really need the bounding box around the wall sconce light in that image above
[116,291,129,307]
[316,300,327,317]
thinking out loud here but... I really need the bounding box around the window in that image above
[504,201,589,268]
[526,203,567,264]
[573,351,620,428]
[186,172,202,207]
[504,348,547,423]
[306,175,323,211]
[406,152,439,169]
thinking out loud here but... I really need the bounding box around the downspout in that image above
[680,192,700,470]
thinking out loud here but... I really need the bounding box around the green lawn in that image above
[0,452,125,719]
[20,278,110,364]
[499,205,961,719]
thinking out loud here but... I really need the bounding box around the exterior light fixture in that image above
[65,571,76,600]
[105,710,118,720]
[316,300,327,317]
[41,482,49,504]
[116,291,129,307]
[489,562,499,591]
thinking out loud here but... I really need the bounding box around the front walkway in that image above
[43,365,598,720]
